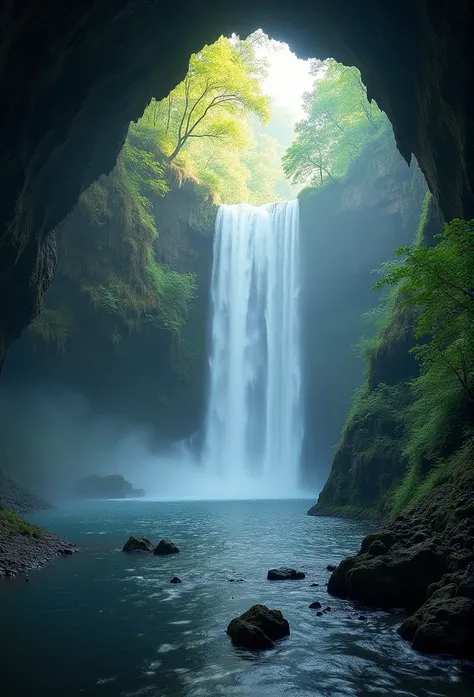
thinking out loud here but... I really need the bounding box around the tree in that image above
[374,218,474,402]
[283,60,388,187]
[144,36,270,163]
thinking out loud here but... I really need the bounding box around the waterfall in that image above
[203,200,303,496]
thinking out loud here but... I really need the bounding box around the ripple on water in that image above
[4,499,473,697]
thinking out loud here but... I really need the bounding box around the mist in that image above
[0,384,315,502]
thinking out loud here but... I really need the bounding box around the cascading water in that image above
[203,200,303,497]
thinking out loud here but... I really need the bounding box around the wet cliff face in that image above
[1,0,473,369]
[3,170,216,444]
[298,130,427,489]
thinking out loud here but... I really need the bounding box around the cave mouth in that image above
[2,0,472,371]
[0,27,426,502]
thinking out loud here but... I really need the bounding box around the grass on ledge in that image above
[0,508,46,538]
[310,504,379,521]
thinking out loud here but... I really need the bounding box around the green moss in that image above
[0,509,46,538]
[28,307,74,351]
[37,124,200,348]
[414,191,432,247]
[311,504,379,520]
[318,186,446,519]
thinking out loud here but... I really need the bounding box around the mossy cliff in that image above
[1,1,474,373]
[308,194,448,518]
[3,142,217,442]
[308,194,444,517]
[298,129,427,488]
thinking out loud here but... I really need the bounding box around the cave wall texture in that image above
[1,0,473,371]
[2,169,216,444]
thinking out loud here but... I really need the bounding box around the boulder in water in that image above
[328,539,448,608]
[227,604,289,650]
[309,601,322,609]
[154,539,180,555]
[267,567,305,581]
[170,576,181,584]
[226,620,275,650]
[122,536,154,553]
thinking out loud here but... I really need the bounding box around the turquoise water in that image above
[1,499,473,697]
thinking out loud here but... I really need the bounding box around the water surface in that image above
[1,499,473,697]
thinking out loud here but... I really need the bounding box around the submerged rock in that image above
[309,601,322,609]
[122,536,154,553]
[267,567,305,581]
[227,604,289,650]
[154,539,180,555]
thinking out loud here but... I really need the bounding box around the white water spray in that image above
[203,200,303,496]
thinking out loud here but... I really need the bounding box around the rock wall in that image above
[1,0,473,370]
[308,195,444,516]
[327,442,474,659]
[2,169,216,445]
[299,129,427,488]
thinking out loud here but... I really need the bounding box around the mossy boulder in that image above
[329,539,447,609]
[122,536,154,553]
[399,591,474,659]
[226,604,290,650]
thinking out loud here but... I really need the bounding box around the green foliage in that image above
[414,191,432,247]
[146,263,197,334]
[374,218,474,402]
[284,60,389,187]
[29,307,74,351]
[391,457,451,518]
[141,33,293,205]
[143,35,269,164]
[122,123,169,235]
[322,202,473,518]
[0,508,46,538]
[373,217,474,515]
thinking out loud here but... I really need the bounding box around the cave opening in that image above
[1,1,474,691]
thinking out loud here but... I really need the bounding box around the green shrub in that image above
[0,509,46,538]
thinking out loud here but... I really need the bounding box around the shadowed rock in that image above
[122,536,154,553]
[328,540,447,609]
[267,567,305,581]
[170,576,181,584]
[153,539,180,555]
[227,604,289,650]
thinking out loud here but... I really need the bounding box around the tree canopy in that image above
[144,36,270,163]
[283,60,388,187]
[374,218,474,403]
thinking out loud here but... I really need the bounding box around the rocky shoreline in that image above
[0,469,51,513]
[0,513,76,578]
[327,444,474,659]
[0,470,76,578]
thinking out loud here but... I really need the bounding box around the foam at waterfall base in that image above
[142,451,312,501]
